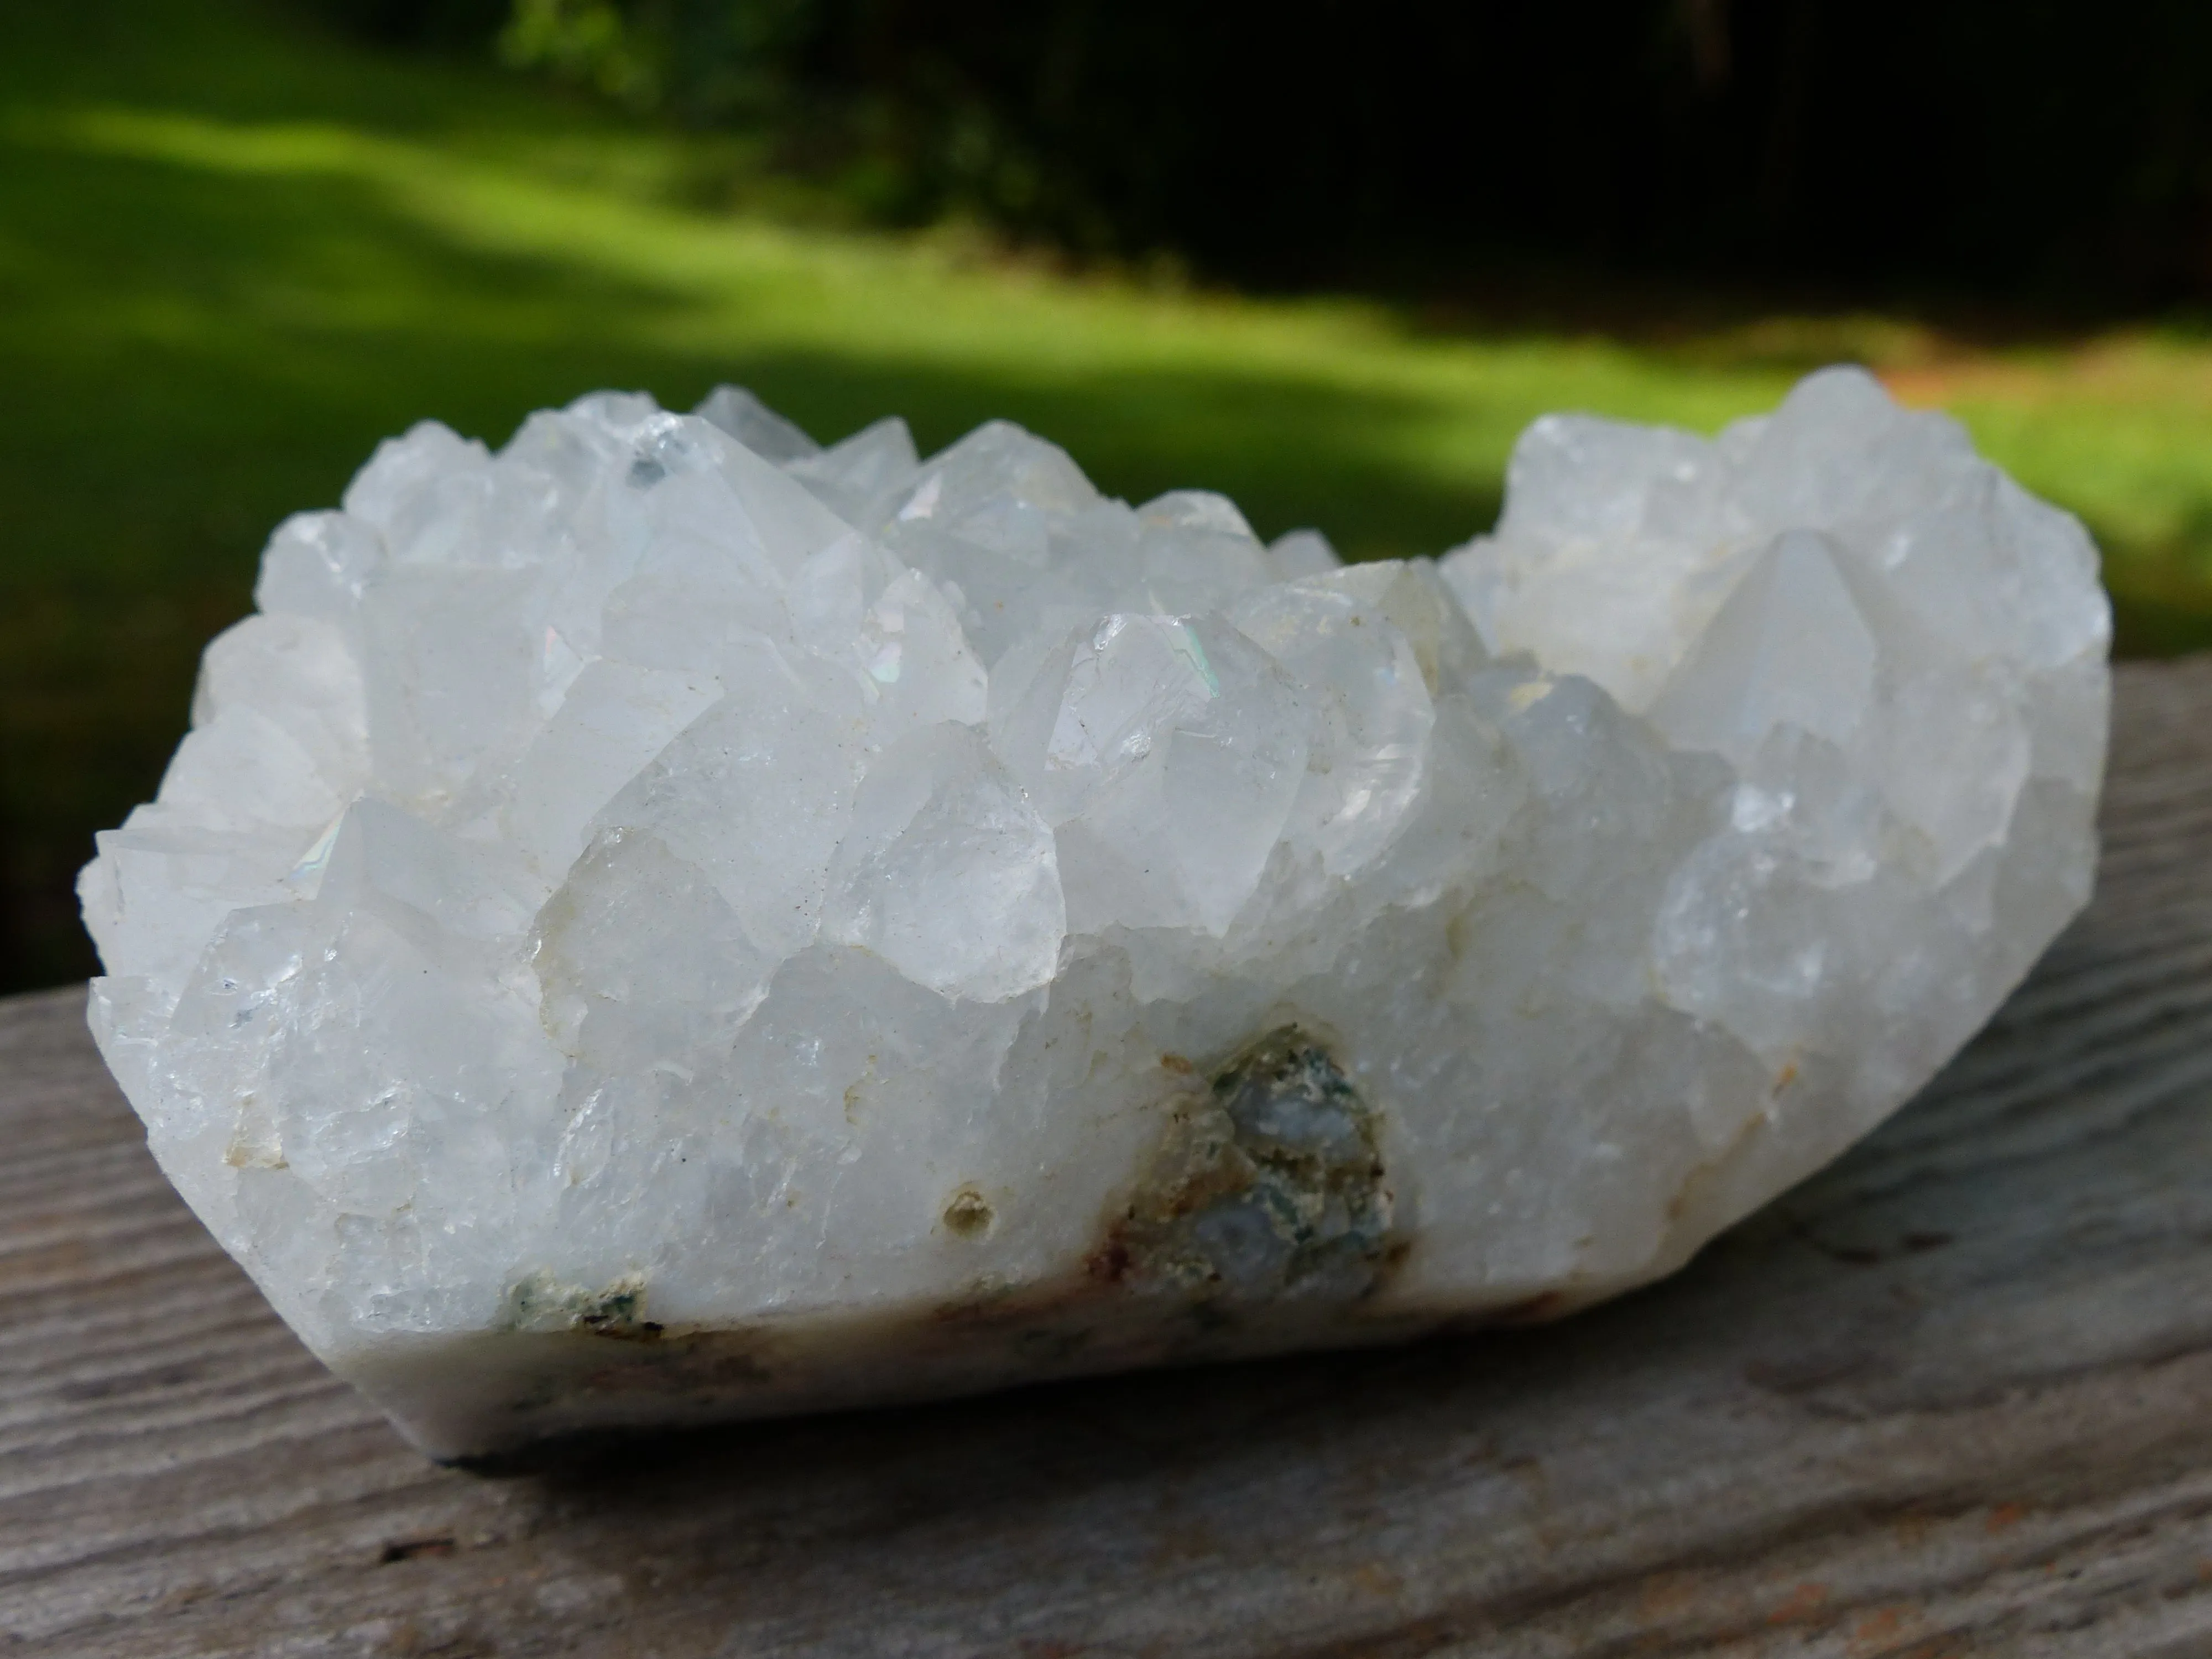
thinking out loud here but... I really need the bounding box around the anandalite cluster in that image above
[81,368,2110,1459]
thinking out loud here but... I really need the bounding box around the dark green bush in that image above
[295,0,514,50]
[309,0,2212,305]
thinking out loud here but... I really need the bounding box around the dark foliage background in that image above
[316,0,2212,309]
[8,0,2211,995]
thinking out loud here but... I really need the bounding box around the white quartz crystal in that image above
[81,368,2109,1459]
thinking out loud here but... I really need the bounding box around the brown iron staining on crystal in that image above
[941,1184,997,1238]
[1092,1027,1397,1305]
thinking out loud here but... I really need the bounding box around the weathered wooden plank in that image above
[4,658,2211,1658]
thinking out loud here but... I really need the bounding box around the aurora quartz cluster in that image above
[81,369,2110,1458]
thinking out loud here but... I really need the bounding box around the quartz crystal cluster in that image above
[81,368,2110,1459]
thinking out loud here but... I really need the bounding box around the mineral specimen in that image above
[81,368,2110,1459]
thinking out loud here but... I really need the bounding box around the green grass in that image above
[5,0,2212,991]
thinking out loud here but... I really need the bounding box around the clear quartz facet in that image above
[81,368,2110,1458]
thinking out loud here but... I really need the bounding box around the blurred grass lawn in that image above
[6,0,2212,992]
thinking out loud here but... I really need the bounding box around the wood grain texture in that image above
[6,659,2212,1658]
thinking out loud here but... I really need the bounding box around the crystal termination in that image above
[82,370,2110,1458]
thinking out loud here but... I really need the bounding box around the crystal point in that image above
[83,371,2108,1457]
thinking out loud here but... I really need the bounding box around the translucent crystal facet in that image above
[81,368,2110,1458]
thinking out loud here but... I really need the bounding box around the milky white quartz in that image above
[81,368,2109,1459]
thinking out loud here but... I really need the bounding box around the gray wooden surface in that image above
[7,658,2212,1658]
